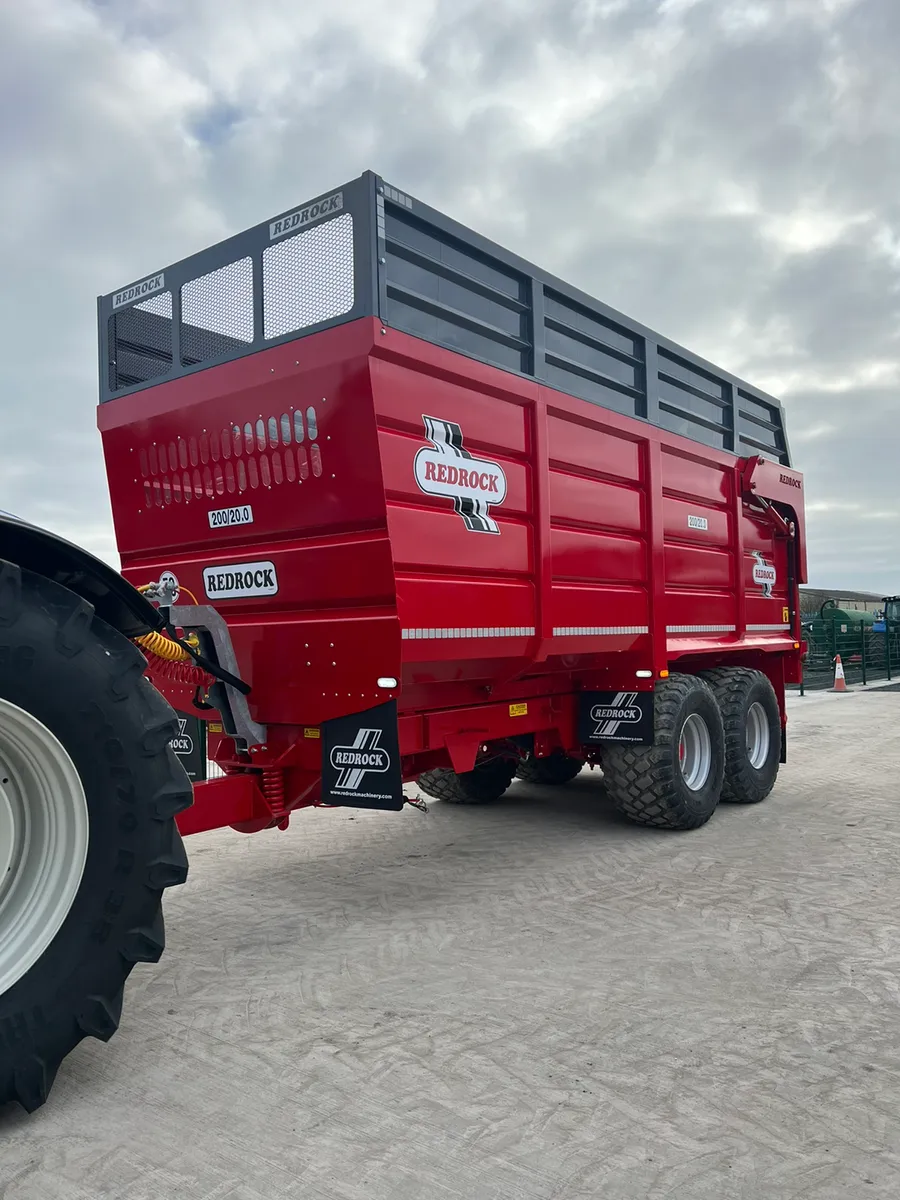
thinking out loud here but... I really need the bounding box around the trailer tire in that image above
[0,562,192,1113]
[516,751,583,786]
[698,667,780,804]
[417,759,516,804]
[602,674,725,830]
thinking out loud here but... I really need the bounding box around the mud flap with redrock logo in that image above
[169,714,207,782]
[321,700,405,810]
[578,691,654,745]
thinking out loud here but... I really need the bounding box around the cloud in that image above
[1,0,898,595]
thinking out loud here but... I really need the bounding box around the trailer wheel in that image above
[516,751,583,786]
[602,674,725,830]
[417,758,517,804]
[0,562,192,1112]
[699,667,780,803]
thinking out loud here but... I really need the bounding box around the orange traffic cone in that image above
[830,654,850,692]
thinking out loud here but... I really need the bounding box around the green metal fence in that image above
[796,619,900,692]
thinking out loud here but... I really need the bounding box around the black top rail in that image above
[97,170,791,467]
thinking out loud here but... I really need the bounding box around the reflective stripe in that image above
[403,623,790,639]
[667,624,736,634]
[553,626,649,636]
[402,627,535,640]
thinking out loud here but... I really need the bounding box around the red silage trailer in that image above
[99,170,806,837]
[0,171,808,1112]
[95,171,806,844]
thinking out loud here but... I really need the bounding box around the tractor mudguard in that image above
[0,511,162,639]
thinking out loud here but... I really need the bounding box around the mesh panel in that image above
[181,258,254,365]
[263,213,354,339]
[138,293,173,319]
[109,292,173,390]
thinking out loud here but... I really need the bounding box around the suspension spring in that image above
[262,768,287,824]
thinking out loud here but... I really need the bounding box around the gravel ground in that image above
[2,684,900,1199]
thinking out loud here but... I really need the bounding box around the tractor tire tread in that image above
[0,562,191,1113]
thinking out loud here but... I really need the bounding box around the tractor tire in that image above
[417,758,516,804]
[0,561,192,1112]
[699,667,780,804]
[516,751,583,786]
[602,674,725,830]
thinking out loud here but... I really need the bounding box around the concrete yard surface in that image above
[2,685,900,1198]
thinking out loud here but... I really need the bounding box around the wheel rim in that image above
[0,697,89,997]
[678,713,712,791]
[745,701,770,771]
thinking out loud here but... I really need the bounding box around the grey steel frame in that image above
[97,170,791,467]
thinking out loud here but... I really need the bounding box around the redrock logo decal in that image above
[203,561,278,600]
[330,730,390,791]
[269,192,343,240]
[591,703,641,726]
[170,718,194,756]
[591,694,643,737]
[414,415,508,534]
[752,551,776,598]
[112,272,165,309]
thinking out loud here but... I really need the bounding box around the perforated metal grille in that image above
[181,258,253,365]
[138,293,174,319]
[109,292,173,390]
[262,213,354,339]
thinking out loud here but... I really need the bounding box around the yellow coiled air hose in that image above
[135,630,193,662]
[135,583,202,668]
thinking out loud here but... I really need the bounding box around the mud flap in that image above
[578,690,654,746]
[321,700,405,810]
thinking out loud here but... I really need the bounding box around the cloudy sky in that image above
[1,0,897,593]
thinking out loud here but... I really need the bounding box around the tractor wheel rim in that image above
[745,702,770,770]
[0,698,89,998]
[678,713,712,791]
